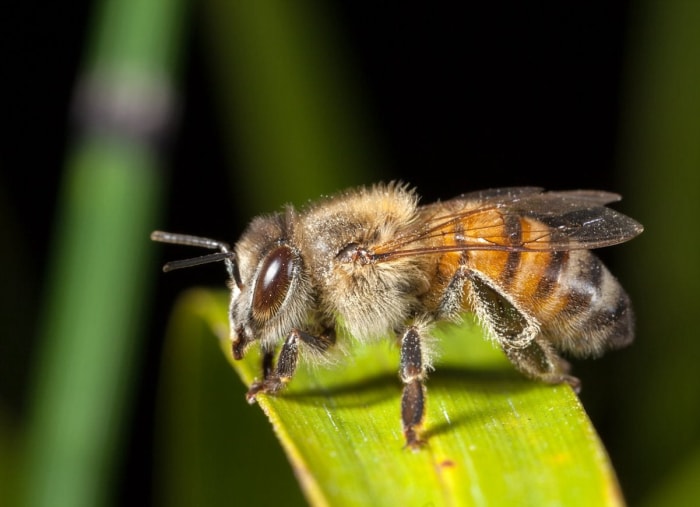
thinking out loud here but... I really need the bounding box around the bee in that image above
[152,182,643,448]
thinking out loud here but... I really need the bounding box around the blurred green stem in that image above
[616,0,700,503]
[23,0,187,506]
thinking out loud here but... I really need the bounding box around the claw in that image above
[245,377,285,404]
[403,428,426,451]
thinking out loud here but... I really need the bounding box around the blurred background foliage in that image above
[1,1,698,506]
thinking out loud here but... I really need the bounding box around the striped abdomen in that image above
[462,213,635,357]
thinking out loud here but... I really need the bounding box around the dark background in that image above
[3,3,630,248]
[7,2,692,505]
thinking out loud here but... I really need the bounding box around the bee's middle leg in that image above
[400,326,427,449]
[246,327,335,402]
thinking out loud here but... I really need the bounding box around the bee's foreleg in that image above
[261,348,275,379]
[399,326,427,449]
[245,332,298,402]
[246,327,335,403]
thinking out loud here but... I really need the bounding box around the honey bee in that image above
[152,182,643,448]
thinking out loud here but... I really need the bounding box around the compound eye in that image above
[252,245,295,319]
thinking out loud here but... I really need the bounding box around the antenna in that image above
[151,231,239,286]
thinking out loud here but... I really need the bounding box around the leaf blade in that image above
[171,289,624,507]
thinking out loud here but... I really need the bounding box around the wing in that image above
[371,188,643,262]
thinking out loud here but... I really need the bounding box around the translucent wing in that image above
[371,188,643,262]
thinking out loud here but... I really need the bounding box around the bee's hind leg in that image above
[502,339,581,393]
[399,326,427,449]
[467,273,580,392]
[246,327,335,402]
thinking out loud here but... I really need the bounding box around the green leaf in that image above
[159,289,624,507]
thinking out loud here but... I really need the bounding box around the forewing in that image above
[446,188,623,212]
[497,190,642,249]
[372,189,643,261]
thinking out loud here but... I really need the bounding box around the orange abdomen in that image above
[426,209,634,357]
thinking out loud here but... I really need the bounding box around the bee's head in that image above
[152,210,313,360]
